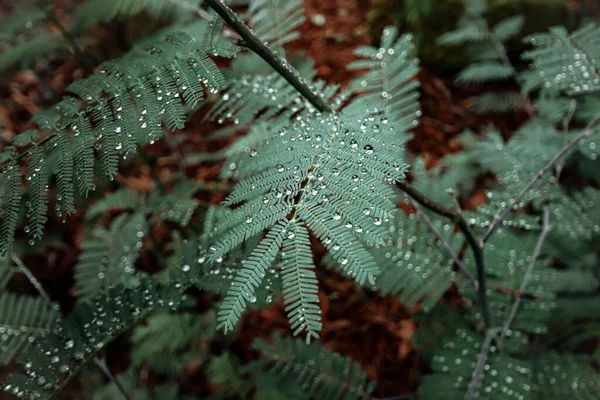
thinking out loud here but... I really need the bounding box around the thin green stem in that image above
[482,115,600,244]
[497,207,551,346]
[465,329,496,400]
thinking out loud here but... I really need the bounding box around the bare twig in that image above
[11,254,52,305]
[93,357,132,400]
[404,194,477,286]
[482,115,600,244]
[398,181,493,330]
[465,329,496,400]
[497,207,551,345]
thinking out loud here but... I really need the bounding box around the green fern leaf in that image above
[216,220,288,333]
[73,213,148,301]
[26,146,49,244]
[374,212,460,312]
[438,24,487,45]
[86,188,140,220]
[212,105,414,338]
[348,26,420,127]
[3,275,184,400]
[534,353,599,399]
[455,62,515,84]
[418,327,532,400]
[250,333,377,400]
[246,0,306,49]
[523,23,600,95]
[471,91,523,114]
[0,255,12,290]
[492,15,525,42]
[54,134,76,218]
[0,164,22,255]
[0,293,59,366]
[73,0,203,30]
[280,222,321,342]
[2,24,238,249]
[208,353,250,396]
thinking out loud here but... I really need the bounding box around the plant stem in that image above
[202,0,333,113]
[482,115,600,244]
[11,255,52,304]
[93,357,132,400]
[465,329,496,400]
[404,194,477,286]
[201,0,495,328]
[497,207,551,346]
[398,182,493,330]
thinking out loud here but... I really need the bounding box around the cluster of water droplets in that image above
[428,328,532,399]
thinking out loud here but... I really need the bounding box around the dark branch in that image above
[397,181,493,331]
[203,0,333,114]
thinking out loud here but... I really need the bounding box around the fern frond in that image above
[544,187,600,240]
[73,213,148,301]
[299,201,380,286]
[54,134,76,218]
[73,0,203,30]
[418,327,532,400]
[0,255,12,290]
[492,15,525,42]
[455,62,515,84]
[86,188,140,220]
[0,164,22,255]
[212,105,415,337]
[348,26,420,127]
[208,353,250,396]
[1,24,239,248]
[246,0,306,49]
[534,353,599,399]
[26,146,49,244]
[3,275,184,400]
[471,91,523,114]
[373,212,460,312]
[216,221,288,333]
[460,228,555,334]
[131,311,215,373]
[250,333,377,400]
[523,23,600,95]
[0,34,67,75]
[206,73,325,125]
[438,24,487,45]
[280,222,321,342]
[0,293,59,366]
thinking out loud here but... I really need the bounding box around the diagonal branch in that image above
[398,181,492,331]
[497,207,551,345]
[482,116,600,244]
[202,0,333,113]
[404,194,477,286]
[465,329,496,400]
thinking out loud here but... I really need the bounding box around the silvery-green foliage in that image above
[212,107,414,341]
[0,20,239,255]
[248,333,376,400]
[524,23,600,96]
